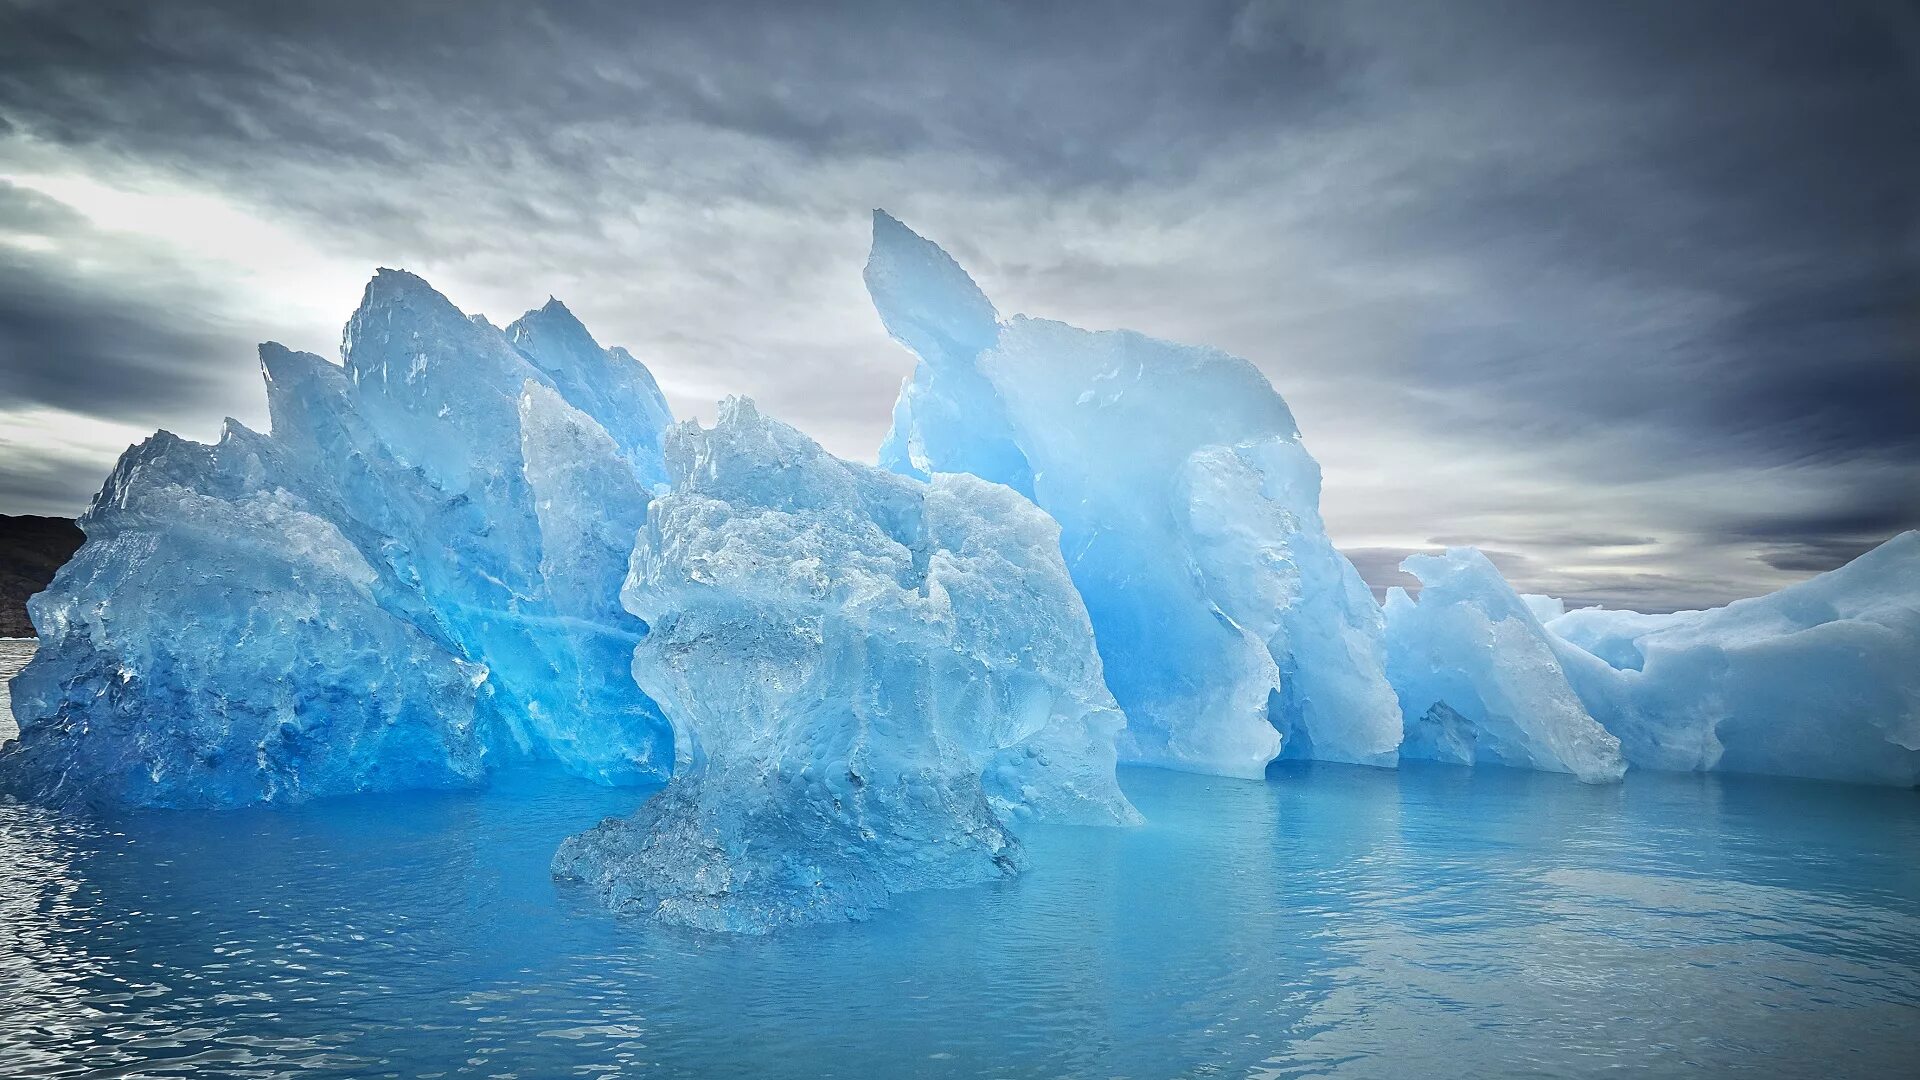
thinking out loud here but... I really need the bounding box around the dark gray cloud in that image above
[0,0,1914,608]
[0,185,242,422]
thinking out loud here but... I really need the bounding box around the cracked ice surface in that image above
[553,398,1137,932]
[0,275,674,807]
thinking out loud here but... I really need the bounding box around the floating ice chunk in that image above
[553,398,1137,932]
[0,428,493,808]
[2,273,676,806]
[264,276,675,777]
[867,212,1400,776]
[1383,548,1626,783]
[1545,531,1920,785]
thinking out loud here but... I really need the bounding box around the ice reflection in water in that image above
[1,652,1918,1078]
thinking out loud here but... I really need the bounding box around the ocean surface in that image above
[2,636,1918,1078]
[0,637,32,744]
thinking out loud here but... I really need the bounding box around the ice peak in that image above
[866,210,999,363]
[507,295,599,357]
[361,267,446,305]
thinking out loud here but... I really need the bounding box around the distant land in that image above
[1,515,82,638]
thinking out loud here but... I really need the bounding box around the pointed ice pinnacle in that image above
[867,212,1403,777]
[509,298,674,487]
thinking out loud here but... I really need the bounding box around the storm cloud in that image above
[1,0,1915,606]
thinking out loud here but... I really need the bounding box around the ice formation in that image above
[1383,549,1626,784]
[4,210,1916,831]
[1,274,675,806]
[1544,531,1920,785]
[553,398,1138,931]
[868,212,1401,777]
[0,428,492,806]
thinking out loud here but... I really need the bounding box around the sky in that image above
[0,0,1915,612]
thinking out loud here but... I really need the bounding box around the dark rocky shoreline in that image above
[1,515,81,639]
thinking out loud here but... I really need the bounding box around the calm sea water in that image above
[3,637,1919,1078]
[0,637,32,744]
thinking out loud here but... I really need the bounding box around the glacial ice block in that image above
[0,427,493,808]
[867,212,1401,776]
[1544,531,1920,785]
[1,272,677,806]
[1383,548,1626,784]
[552,398,1138,932]
[518,383,670,783]
[509,299,675,488]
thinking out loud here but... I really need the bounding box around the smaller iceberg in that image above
[553,398,1138,932]
[1545,531,1920,785]
[1383,548,1626,784]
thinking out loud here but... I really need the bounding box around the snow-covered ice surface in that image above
[1545,531,1920,785]
[553,399,1137,931]
[1383,549,1626,784]
[868,212,1400,778]
[0,275,674,807]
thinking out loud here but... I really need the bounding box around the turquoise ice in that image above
[1383,548,1626,784]
[1546,531,1920,785]
[1,274,675,806]
[554,398,1137,931]
[868,212,1401,778]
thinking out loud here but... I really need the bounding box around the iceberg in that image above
[553,398,1137,932]
[0,426,494,807]
[867,212,1400,777]
[1544,531,1920,785]
[6,215,1913,821]
[1383,548,1626,784]
[1,273,675,806]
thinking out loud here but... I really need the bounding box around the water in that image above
[3,642,1919,1078]
[0,637,31,743]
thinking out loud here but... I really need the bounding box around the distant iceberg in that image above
[1545,531,1920,786]
[553,398,1137,931]
[867,212,1401,778]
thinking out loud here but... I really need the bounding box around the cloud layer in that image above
[1,0,1915,609]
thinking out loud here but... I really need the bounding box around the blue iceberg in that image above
[6,213,1916,829]
[2,273,674,806]
[868,212,1401,777]
[1545,531,1920,785]
[1,426,494,806]
[553,398,1137,931]
[1383,549,1626,784]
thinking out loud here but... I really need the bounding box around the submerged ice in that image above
[868,212,1401,778]
[1,274,675,807]
[553,399,1137,931]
